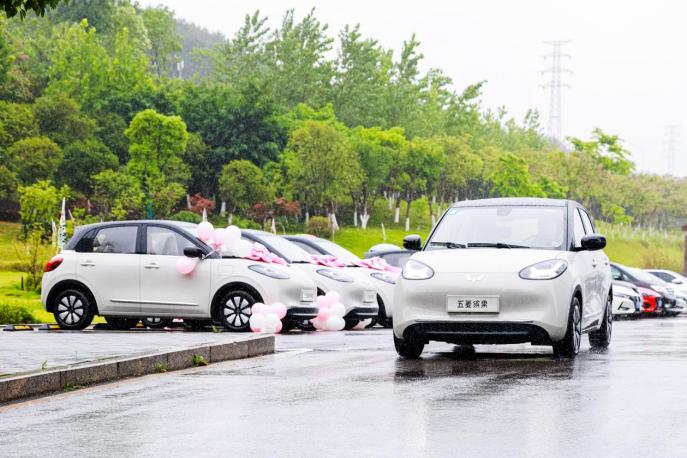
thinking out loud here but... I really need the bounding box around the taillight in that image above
[44,255,63,272]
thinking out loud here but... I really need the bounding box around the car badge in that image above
[465,274,484,283]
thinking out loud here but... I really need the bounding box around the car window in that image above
[578,209,594,234]
[380,252,412,268]
[289,239,321,256]
[611,265,623,281]
[650,271,674,282]
[147,226,197,256]
[89,226,137,254]
[573,209,586,248]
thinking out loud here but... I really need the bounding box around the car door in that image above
[75,224,141,314]
[139,224,213,317]
[571,208,600,328]
[579,208,609,315]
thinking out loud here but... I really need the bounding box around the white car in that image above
[242,230,379,329]
[393,198,613,359]
[612,281,641,316]
[284,234,397,328]
[646,269,687,295]
[41,221,318,331]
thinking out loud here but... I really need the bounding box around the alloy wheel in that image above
[573,303,582,353]
[222,293,253,329]
[57,294,84,325]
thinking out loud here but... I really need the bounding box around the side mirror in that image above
[581,234,606,251]
[672,279,683,285]
[403,234,422,251]
[183,246,205,258]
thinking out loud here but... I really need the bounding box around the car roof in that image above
[73,220,197,231]
[451,198,570,208]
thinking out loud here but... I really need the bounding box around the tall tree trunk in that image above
[394,194,401,224]
[405,195,412,232]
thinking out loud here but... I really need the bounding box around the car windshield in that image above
[252,233,312,263]
[428,205,566,250]
[629,267,667,284]
[312,239,360,263]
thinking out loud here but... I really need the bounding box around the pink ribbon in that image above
[246,242,287,265]
[353,257,401,273]
[310,254,346,268]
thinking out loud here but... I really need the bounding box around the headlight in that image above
[402,260,434,280]
[317,268,353,282]
[248,264,290,280]
[651,284,668,295]
[370,272,396,284]
[519,259,567,280]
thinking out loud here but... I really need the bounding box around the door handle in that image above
[592,260,597,268]
[80,261,95,267]
[144,263,160,269]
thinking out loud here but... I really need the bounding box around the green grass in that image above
[0,271,52,323]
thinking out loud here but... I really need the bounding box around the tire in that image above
[142,317,173,329]
[552,295,582,358]
[53,288,95,330]
[105,316,140,330]
[394,334,424,359]
[589,294,613,348]
[344,319,359,330]
[374,296,393,329]
[218,289,256,332]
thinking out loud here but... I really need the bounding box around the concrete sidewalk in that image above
[0,329,260,377]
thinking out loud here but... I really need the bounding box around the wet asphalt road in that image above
[2,317,687,457]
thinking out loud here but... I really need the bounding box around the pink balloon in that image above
[316,295,330,308]
[275,321,283,333]
[197,222,214,242]
[272,302,287,320]
[325,291,340,306]
[317,307,331,321]
[252,303,265,315]
[176,257,197,275]
[213,228,226,247]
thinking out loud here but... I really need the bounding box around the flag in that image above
[51,220,57,248]
[202,208,208,222]
[57,198,67,249]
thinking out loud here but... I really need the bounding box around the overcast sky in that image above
[139,0,686,176]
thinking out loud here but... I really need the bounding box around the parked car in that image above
[42,221,318,331]
[363,248,413,269]
[610,263,679,315]
[284,234,397,328]
[241,230,379,329]
[393,197,613,359]
[612,281,641,317]
[646,269,687,294]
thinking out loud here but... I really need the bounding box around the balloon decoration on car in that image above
[310,254,346,268]
[249,302,288,333]
[353,257,401,273]
[176,222,285,275]
[310,291,346,331]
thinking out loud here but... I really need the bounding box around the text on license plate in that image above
[446,295,499,313]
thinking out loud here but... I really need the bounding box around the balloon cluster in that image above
[176,222,254,275]
[249,302,288,334]
[311,291,346,331]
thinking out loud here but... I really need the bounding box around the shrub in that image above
[306,216,332,239]
[641,248,683,272]
[0,304,36,324]
[170,210,202,224]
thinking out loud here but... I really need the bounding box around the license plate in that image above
[301,290,315,302]
[447,295,499,313]
[363,291,376,303]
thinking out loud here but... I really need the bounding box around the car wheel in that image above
[589,294,612,348]
[394,334,424,359]
[219,289,256,332]
[374,296,393,328]
[53,289,95,330]
[142,317,173,329]
[553,295,582,358]
[105,316,140,330]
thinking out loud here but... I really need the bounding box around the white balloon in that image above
[225,225,241,245]
[231,239,253,258]
[325,291,341,305]
[249,313,266,331]
[325,316,345,331]
[311,318,325,330]
[264,313,281,329]
[329,303,346,318]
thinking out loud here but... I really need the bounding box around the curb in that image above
[0,334,274,404]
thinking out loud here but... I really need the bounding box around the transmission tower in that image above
[664,125,680,175]
[541,41,572,142]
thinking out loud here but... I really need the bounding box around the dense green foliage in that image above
[0,3,684,237]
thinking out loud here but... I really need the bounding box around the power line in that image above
[540,40,572,142]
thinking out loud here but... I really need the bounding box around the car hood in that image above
[410,248,566,274]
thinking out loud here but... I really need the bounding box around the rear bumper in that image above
[400,321,554,346]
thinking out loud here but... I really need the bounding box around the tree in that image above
[283,120,360,226]
[570,128,633,176]
[1,0,65,18]
[91,169,143,220]
[0,101,39,148]
[491,152,545,198]
[141,6,182,77]
[33,93,96,146]
[58,138,118,194]
[125,109,188,218]
[6,136,62,184]
[18,180,69,232]
[398,137,443,230]
[218,160,274,223]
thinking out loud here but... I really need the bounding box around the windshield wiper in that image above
[430,241,466,249]
[466,242,530,249]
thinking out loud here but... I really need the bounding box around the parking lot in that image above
[2,316,687,456]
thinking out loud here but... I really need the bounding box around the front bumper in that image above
[344,306,379,321]
[285,306,319,321]
[393,271,574,343]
